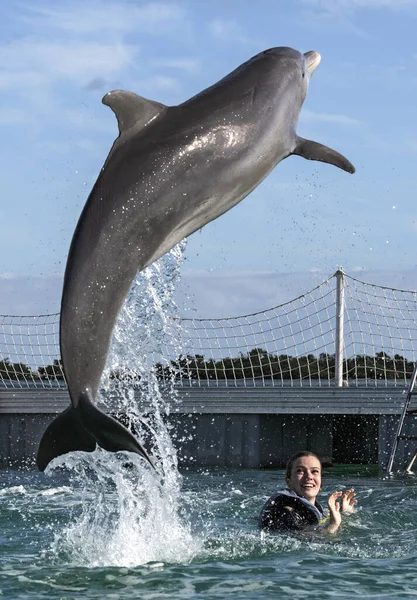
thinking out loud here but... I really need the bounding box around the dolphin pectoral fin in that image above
[102,90,167,135]
[36,405,96,472]
[77,391,154,468]
[293,136,355,174]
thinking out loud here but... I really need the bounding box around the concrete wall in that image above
[259,415,333,468]
[1,385,414,470]
[170,414,261,468]
[332,415,379,464]
[169,413,379,470]
[0,414,51,469]
[0,411,382,471]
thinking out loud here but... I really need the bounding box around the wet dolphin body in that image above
[36,47,355,471]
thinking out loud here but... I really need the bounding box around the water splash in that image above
[102,240,187,479]
[47,450,200,567]
[47,241,201,567]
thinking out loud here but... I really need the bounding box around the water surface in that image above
[1,464,417,599]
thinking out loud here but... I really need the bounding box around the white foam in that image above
[45,244,203,568]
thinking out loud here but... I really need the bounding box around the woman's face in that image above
[286,455,322,503]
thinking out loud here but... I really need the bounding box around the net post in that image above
[335,268,345,388]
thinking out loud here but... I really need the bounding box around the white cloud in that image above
[141,75,181,92]
[301,0,417,18]
[0,40,137,89]
[175,270,333,318]
[176,267,417,318]
[0,38,137,136]
[20,1,189,36]
[63,108,114,134]
[0,270,332,318]
[125,75,182,99]
[3,268,417,320]
[152,58,200,73]
[0,2,192,97]
[0,71,49,91]
[0,107,37,126]
[208,19,256,45]
[301,108,362,126]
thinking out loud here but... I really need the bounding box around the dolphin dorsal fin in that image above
[102,90,166,135]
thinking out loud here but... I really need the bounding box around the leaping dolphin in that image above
[36,47,355,471]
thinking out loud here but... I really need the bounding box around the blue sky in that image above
[1,0,417,316]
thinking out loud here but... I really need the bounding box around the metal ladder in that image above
[386,361,417,473]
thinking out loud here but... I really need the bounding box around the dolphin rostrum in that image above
[36,47,355,471]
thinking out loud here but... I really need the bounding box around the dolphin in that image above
[36,46,355,471]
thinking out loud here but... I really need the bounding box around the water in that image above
[2,249,417,598]
[2,465,417,599]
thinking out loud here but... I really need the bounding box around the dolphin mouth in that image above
[304,51,321,76]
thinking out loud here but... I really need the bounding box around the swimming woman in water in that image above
[259,451,357,534]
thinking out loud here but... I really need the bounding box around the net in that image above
[1,270,416,389]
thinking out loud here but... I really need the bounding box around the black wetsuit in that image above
[259,489,326,531]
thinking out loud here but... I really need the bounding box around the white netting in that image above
[157,278,338,388]
[0,313,62,388]
[1,271,417,389]
[343,274,417,387]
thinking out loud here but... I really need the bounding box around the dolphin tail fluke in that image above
[293,136,355,174]
[36,392,153,472]
[36,405,96,471]
[76,391,154,468]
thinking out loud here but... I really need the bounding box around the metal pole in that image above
[335,268,345,388]
[386,360,417,472]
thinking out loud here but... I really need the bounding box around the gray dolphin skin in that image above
[36,47,355,471]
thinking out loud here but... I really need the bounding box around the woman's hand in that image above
[341,488,357,514]
[326,491,343,534]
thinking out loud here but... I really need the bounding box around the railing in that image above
[1,269,417,390]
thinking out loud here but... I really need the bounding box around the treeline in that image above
[0,358,65,381]
[155,349,415,381]
[1,350,415,382]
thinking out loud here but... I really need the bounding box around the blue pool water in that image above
[1,461,417,599]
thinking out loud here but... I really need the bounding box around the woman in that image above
[259,451,357,534]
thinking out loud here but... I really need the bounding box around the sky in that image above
[1,0,417,317]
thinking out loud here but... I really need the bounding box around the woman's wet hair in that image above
[285,451,321,481]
